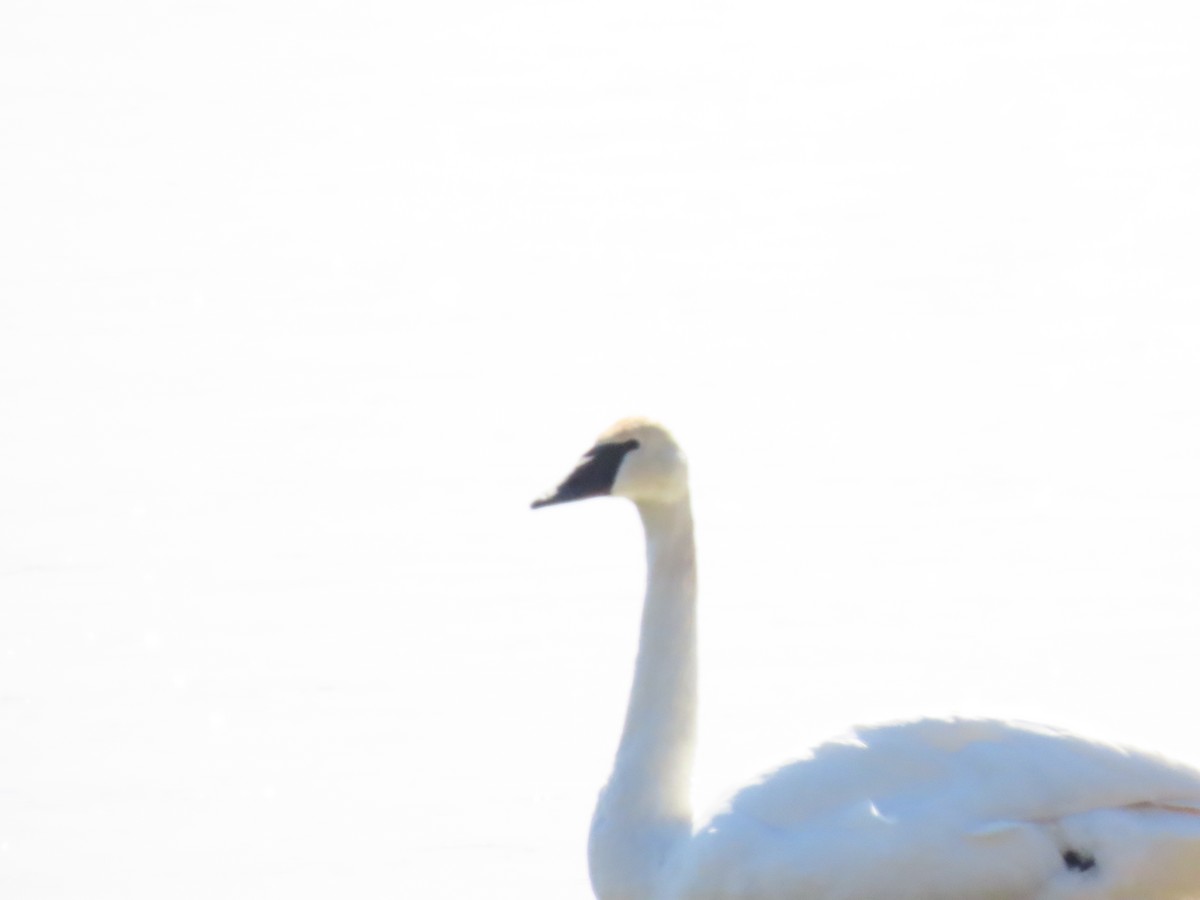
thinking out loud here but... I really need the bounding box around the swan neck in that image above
[623,497,697,814]
[589,496,697,898]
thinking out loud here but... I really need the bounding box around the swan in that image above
[531,418,1200,900]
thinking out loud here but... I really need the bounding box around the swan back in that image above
[668,718,1200,899]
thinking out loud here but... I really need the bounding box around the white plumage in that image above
[533,419,1200,899]
[674,718,1200,899]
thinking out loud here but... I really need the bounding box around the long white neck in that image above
[589,496,697,900]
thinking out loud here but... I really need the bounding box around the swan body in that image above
[532,418,1200,899]
[670,717,1200,899]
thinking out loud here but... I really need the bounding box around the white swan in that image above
[532,418,1200,900]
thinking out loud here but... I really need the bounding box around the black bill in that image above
[531,439,640,509]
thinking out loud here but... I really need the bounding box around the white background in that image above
[2,1,1199,897]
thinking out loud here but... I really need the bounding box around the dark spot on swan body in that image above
[1063,849,1096,872]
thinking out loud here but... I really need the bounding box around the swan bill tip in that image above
[531,489,581,509]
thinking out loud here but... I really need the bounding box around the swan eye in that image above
[584,439,640,459]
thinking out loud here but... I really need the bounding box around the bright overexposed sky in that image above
[3,1,1199,897]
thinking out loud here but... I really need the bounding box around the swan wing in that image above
[668,718,1200,899]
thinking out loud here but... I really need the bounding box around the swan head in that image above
[532,418,689,509]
